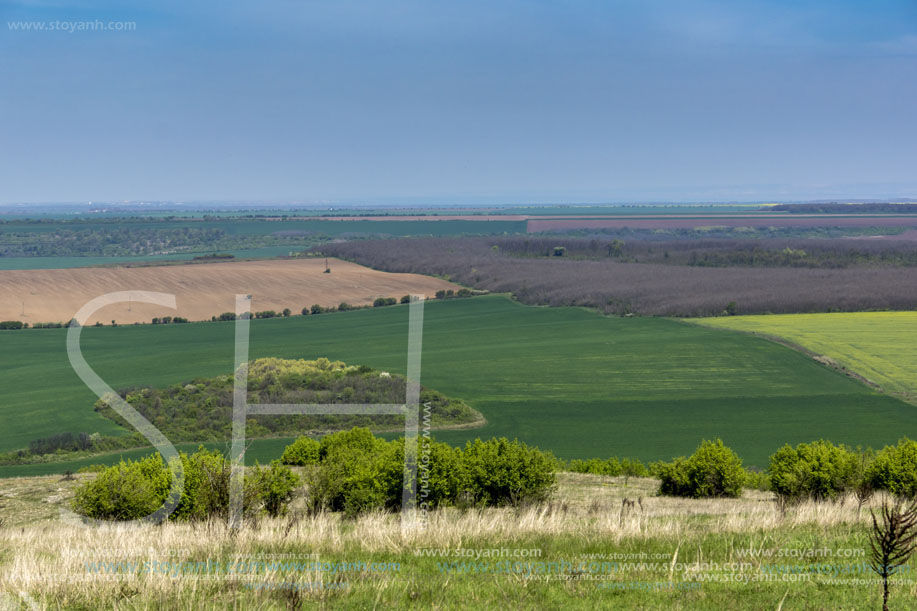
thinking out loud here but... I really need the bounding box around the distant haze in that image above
[1,0,915,204]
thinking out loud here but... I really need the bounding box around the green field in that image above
[694,311,917,401]
[1,296,914,475]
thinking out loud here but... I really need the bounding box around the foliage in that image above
[867,438,917,497]
[657,439,745,498]
[71,453,172,521]
[94,357,481,444]
[768,440,860,502]
[295,428,556,515]
[71,448,287,521]
[255,460,300,517]
[460,437,557,507]
[280,436,321,466]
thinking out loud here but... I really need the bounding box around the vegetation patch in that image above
[95,357,483,443]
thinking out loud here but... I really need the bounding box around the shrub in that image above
[400,295,411,304]
[217,312,237,321]
[256,460,300,517]
[291,428,557,515]
[460,437,556,506]
[768,439,859,502]
[743,468,771,491]
[32,322,64,329]
[620,458,649,478]
[373,297,397,307]
[568,457,625,476]
[338,302,353,311]
[414,437,465,509]
[308,429,402,516]
[867,438,917,497]
[282,308,292,317]
[71,454,171,521]
[255,310,277,319]
[658,439,745,498]
[71,448,283,521]
[310,304,323,315]
[281,436,321,466]
[0,321,24,330]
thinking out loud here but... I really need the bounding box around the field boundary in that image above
[683,320,895,399]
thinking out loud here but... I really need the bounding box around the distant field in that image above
[694,312,917,402]
[0,296,913,475]
[528,215,917,233]
[0,258,458,325]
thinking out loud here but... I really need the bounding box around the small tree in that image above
[869,499,917,611]
[282,308,292,317]
[400,295,411,304]
[310,304,323,315]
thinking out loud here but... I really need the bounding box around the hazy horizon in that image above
[2,0,915,204]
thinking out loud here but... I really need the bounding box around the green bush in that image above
[867,438,917,497]
[256,460,300,517]
[768,439,859,502]
[743,468,771,491]
[281,436,321,466]
[307,429,402,516]
[460,437,556,506]
[0,321,25,330]
[373,297,397,307]
[291,428,557,515]
[400,295,411,304]
[415,437,465,509]
[620,457,649,478]
[71,454,172,520]
[71,448,288,521]
[658,439,745,498]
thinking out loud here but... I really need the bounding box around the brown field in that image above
[0,258,460,325]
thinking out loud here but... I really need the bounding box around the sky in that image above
[1,0,915,204]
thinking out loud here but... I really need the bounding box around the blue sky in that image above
[1,0,915,204]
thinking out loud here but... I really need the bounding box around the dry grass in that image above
[0,472,885,584]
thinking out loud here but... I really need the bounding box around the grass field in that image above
[0,247,299,270]
[694,312,917,403]
[0,471,904,609]
[1,296,914,475]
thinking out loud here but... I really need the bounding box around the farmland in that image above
[0,258,459,325]
[0,295,912,474]
[0,216,526,270]
[694,312,917,403]
[319,237,917,316]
